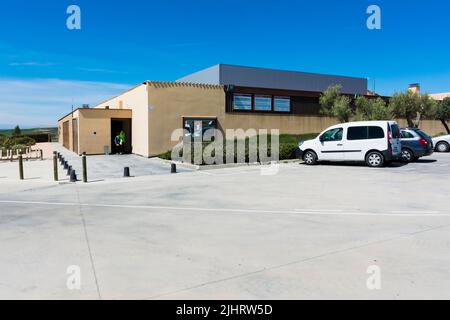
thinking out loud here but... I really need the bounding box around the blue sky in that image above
[0,0,449,127]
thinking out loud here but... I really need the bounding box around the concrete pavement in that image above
[1,152,450,299]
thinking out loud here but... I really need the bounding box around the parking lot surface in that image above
[1,152,450,299]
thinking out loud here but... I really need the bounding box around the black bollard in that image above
[124,167,130,177]
[18,153,24,180]
[171,163,177,174]
[70,170,77,183]
[82,152,87,183]
[53,151,58,182]
[67,165,72,176]
[64,161,68,170]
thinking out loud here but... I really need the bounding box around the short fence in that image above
[0,147,43,162]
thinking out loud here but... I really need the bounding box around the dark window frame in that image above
[254,95,273,112]
[274,96,291,113]
[182,117,218,141]
[231,93,292,114]
[232,94,253,111]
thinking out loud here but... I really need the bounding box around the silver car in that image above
[432,134,450,153]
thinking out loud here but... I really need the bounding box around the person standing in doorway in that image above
[119,130,126,154]
[114,133,121,155]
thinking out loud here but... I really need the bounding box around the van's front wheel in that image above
[366,151,384,168]
[303,151,318,165]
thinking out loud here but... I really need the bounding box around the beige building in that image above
[430,92,450,101]
[58,65,448,157]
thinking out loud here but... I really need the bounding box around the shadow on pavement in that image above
[300,161,409,168]
[414,159,438,164]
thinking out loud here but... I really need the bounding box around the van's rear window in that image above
[390,124,401,138]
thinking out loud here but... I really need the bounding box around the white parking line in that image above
[0,200,448,217]
[391,210,441,215]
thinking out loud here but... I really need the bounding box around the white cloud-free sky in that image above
[0,78,131,128]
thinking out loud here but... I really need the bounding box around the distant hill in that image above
[0,127,58,137]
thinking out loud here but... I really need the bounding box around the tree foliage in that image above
[13,125,22,136]
[319,85,354,123]
[355,96,390,121]
[434,97,450,133]
[389,91,436,128]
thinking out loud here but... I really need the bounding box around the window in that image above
[416,129,431,139]
[401,130,415,139]
[254,96,272,111]
[233,94,252,111]
[231,94,291,113]
[184,118,217,139]
[347,126,368,140]
[390,124,401,138]
[320,128,343,142]
[368,126,385,139]
[274,97,291,112]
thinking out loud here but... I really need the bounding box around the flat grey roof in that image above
[177,64,368,95]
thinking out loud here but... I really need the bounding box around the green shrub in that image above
[1,136,36,149]
[158,133,317,164]
[158,150,172,160]
[10,144,27,152]
[279,142,299,160]
[0,134,6,146]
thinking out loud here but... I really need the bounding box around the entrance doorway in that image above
[111,119,132,154]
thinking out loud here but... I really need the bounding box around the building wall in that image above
[430,92,450,101]
[58,110,79,152]
[60,81,449,157]
[147,83,338,156]
[95,83,150,156]
[77,109,132,155]
[58,109,132,155]
[396,119,449,136]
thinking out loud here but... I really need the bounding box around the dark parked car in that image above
[400,128,434,162]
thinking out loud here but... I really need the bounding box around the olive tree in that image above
[389,91,436,128]
[355,96,390,121]
[319,85,354,123]
[434,97,450,134]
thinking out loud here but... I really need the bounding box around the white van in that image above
[298,121,402,167]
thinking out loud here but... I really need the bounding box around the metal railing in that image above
[0,147,43,162]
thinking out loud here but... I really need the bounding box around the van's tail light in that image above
[419,138,428,147]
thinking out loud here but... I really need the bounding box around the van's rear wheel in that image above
[366,151,384,168]
[303,151,318,165]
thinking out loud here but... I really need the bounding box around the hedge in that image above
[0,135,36,149]
[159,134,317,165]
